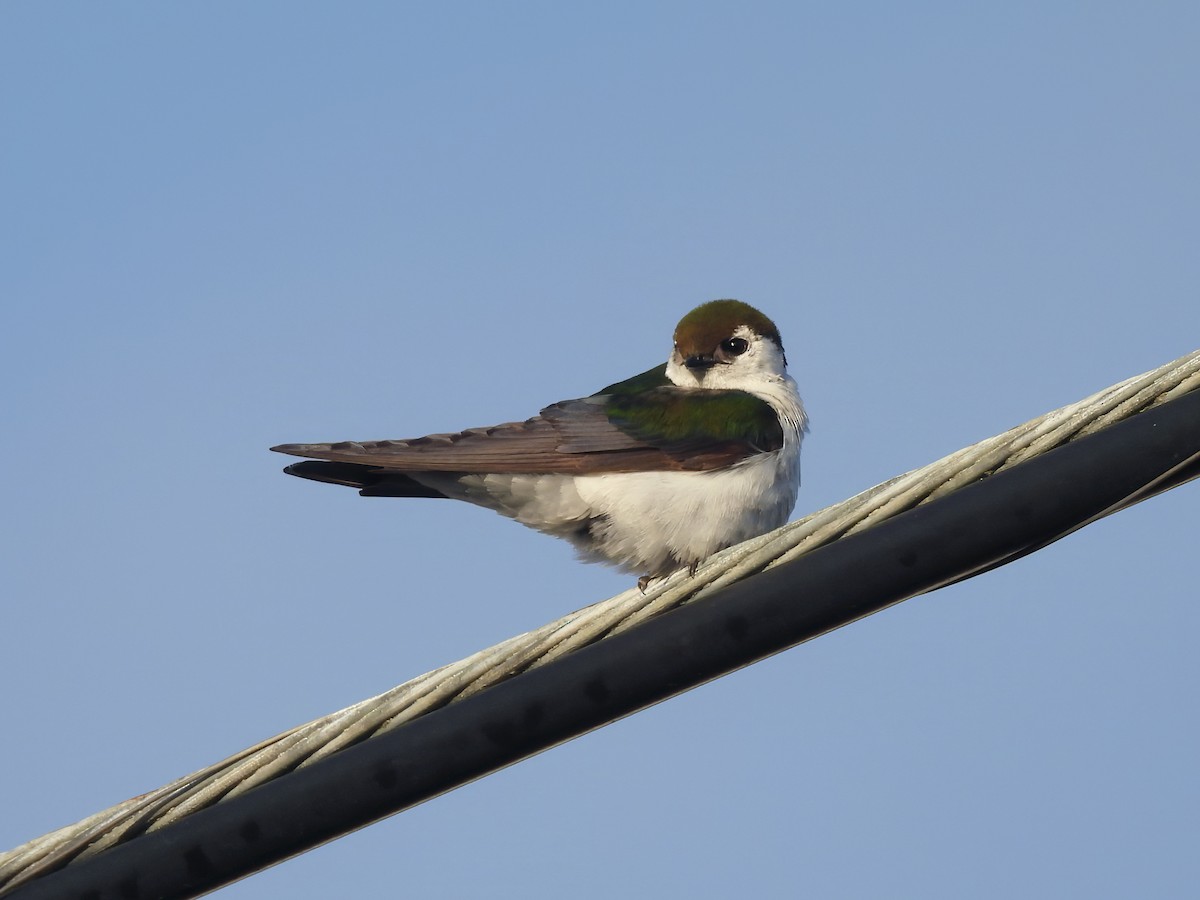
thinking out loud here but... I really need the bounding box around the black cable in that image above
[7,388,1200,900]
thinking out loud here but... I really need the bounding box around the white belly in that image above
[416,439,800,577]
[570,448,799,575]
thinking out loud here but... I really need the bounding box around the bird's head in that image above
[666,299,788,390]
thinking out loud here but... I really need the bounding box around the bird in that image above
[272,299,807,588]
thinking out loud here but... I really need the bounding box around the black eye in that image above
[721,337,749,356]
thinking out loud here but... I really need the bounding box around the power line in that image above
[2,350,1198,899]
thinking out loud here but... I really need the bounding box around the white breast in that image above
[573,375,805,575]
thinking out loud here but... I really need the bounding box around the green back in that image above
[595,364,783,452]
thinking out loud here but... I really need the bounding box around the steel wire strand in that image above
[2,348,1197,894]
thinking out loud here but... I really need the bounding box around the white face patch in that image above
[665,325,789,391]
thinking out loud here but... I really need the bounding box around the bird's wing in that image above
[272,384,783,476]
[546,387,785,470]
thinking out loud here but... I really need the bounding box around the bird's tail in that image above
[282,461,448,499]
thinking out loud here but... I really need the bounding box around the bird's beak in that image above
[684,354,717,373]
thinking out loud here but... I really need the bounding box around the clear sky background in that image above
[3,3,1198,898]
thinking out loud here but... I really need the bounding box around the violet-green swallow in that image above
[272,299,807,585]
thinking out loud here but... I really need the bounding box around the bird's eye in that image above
[721,337,749,356]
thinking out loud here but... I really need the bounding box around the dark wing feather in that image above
[272,384,781,476]
[281,461,447,497]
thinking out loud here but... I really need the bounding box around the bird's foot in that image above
[637,562,701,594]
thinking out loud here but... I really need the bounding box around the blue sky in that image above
[3,3,1198,897]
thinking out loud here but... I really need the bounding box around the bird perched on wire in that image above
[273,299,807,588]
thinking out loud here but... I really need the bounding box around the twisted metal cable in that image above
[2,348,1198,894]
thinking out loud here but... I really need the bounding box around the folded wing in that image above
[271,385,783,478]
